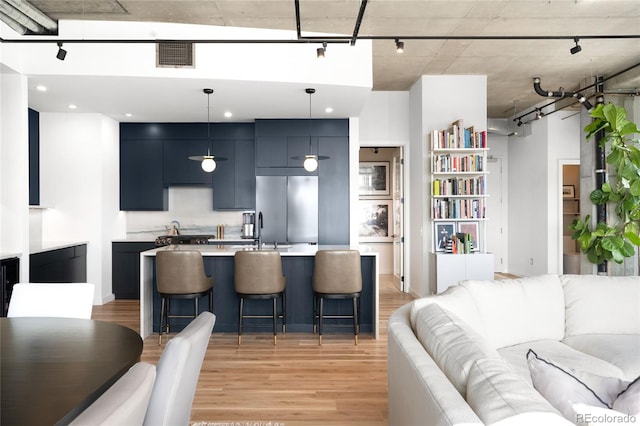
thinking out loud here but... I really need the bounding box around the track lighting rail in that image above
[513,60,640,124]
[2,34,639,45]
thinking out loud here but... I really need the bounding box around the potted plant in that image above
[570,103,640,265]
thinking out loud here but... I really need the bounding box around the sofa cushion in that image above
[466,357,569,425]
[526,350,633,423]
[563,334,640,380]
[414,303,501,397]
[460,275,565,349]
[410,284,487,339]
[498,339,627,386]
[613,376,640,415]
[562,275,640,336]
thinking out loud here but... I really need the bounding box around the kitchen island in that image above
[139,245,379,339]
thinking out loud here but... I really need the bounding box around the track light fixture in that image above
[570,37,582,55]
[56,42,67,61]
[395,38,404,53]
[316,42,327,59]
[535,109,544,120]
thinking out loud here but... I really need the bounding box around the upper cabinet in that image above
[119,123,255,211]
[162,139,214,186]
[211,138,256,210]
[255,119,348,176]
[120,138,168,211]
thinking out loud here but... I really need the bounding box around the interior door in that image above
[392,148,405,291]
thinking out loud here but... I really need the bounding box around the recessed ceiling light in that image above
[224,111,232,118]
[125,113,132,117]
[325,107,334,113]
[36,85,47,92]
[68,104,77,110]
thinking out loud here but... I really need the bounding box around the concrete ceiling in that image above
[9,0,640,119]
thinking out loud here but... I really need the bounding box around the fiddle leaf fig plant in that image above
[569,103,640,265]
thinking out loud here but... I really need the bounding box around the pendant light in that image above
[188,88,225,172]
[292,88,329,172]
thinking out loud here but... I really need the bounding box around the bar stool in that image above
[155,250,213,345]
[312,250,362,345]
[234,250,286,345]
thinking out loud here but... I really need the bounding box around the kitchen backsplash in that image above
[126,187,246,238]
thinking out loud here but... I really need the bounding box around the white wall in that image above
[507,107,580,276]
[409,75,487,297]
[358,92,410,275]
[486,134,509,271]
[39,113,123,303]
[547,111,581,273]
[0,72,30,278]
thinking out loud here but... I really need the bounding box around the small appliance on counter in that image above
[241,211,256,239]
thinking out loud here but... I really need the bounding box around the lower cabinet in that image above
[430,252,494,294]
[112,242,155,299]
[30,245,87,283]
[1,257,19,317]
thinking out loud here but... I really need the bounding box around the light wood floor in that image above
[92,275,414,425]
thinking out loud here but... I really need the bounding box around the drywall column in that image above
[0,73,30,280]
[408,75,487,297]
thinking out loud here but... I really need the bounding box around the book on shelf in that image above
[433,198,485,219]
[432,176,486,196]
[431,123,488,150]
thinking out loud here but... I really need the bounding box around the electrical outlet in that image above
[530,258,534,265]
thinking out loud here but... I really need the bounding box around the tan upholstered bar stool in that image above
[312,250,362,345]
[234,250,286,346]
[155,250,213,345]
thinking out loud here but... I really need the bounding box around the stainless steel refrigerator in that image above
[256,176,318,244]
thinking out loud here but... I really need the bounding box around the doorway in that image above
[561,162,580,274]
[486,156,506,272]
[358,146,405,292]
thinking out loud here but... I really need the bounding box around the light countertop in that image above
[30,241,88,255]
[1,252,21,261]
[141,244,379,257]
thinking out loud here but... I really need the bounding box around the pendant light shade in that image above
[201,156,216,172]
[189,88,226,172]
[303,155,319,172]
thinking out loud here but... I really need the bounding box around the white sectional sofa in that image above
[388,274,640,425]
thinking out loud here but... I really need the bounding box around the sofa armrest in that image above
[388,303,483,426]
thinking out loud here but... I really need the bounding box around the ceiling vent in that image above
[156,42,194,68]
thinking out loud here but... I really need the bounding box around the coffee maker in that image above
[241,211,255,239]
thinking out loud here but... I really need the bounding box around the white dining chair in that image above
[69,362,157,426]
[7,283,95,319]
[143,311,216,426]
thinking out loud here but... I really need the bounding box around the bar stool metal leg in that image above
[238,297,244,345]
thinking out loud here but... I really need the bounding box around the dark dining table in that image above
[0,317,143,426]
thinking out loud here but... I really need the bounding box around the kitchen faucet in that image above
[257,211,263,249]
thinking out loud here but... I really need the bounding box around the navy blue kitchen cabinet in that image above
[1,257,19,317]
[120,123,254,211]
[120,139,167,211]
[29,108,40,206]
[162,139,214,186]
[255,119,349,244]
[212,138,256,210]
[30,245,87,283]
[112,242,155,299]
[318,136,350,245]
